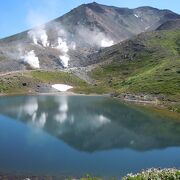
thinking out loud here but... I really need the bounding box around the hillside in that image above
[156,19,180,30]
[0,2,179,113]
[88,30,180,111]
[0,29,179,112]
[0,2,179,71]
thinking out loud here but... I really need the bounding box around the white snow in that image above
[134,14,139,18]
[52,84,73,92]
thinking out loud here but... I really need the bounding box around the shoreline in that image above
[0,91,179,120]
[0,69,179,115]
[0,91,110,97]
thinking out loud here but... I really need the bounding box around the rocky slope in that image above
[0,2,179,71]
[88,29,180,111]
[156,19,180,30]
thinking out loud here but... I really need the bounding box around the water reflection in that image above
[0,95,180,152]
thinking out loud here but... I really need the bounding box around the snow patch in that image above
[52,84,73,92]
[134,14,139,18]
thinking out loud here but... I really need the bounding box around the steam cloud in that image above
[26,20,114,69]
[101,39,114,47]
[28,23,76,68]
[52,23,77,68]
[22,1,115,70]
[21,50,40,69]
[51,37,70,68]
[59,55,70,68]
[28,26,49,47]
[78,26,114,48]
[56,37,69,53]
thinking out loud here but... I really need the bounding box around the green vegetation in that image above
[68,169,180,180]
[90,30,180,111]
[31,71,86,85]
[0,73,31,94]
[30,70,108,94]
[0,30,179,113]
[0,70,94,95]
[122,168,180,180]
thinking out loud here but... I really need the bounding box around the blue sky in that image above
[0,0,180,38]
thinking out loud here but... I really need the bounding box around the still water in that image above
[0,95,180,178]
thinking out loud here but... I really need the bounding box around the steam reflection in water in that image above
[0,95,180,177]
[1,95,180,152]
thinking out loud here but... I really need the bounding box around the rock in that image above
[22,82,27,86]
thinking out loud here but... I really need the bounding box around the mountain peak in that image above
[86,2,101,6]
[89,2,99,5]
[0,2,180,71]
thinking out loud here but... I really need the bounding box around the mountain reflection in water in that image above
[0,95,180,152]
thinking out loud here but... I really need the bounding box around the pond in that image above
[0,95,180,179]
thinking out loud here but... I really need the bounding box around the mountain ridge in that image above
[0,2,179,112]
[0,2,180,72]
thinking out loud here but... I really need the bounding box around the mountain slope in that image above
[88,30,180,111]
[156,19,180,30]
[0,2,179,71]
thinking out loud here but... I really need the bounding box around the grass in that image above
[31,71,87,85]
[0,74,31,94]
[0,30,179,112]
[0,70,106,95]
[89,30,180,111]
[30,70,108,94]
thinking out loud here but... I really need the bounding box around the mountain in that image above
[156,19,180,30]
[87,29,180,111]
[0,29,179,112]
[0,2,180,71]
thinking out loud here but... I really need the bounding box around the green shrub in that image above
[122,168,180,180]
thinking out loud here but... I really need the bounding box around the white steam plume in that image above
[101,39,114,47]
[69,42,76,50]
[78,26,114,48]
[59,54,69,68]
[28,27,49,47]
[21,50,40,69]
[52,36,72,68]
[55,37,69,53]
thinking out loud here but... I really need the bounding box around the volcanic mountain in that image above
[0,2,180,71]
